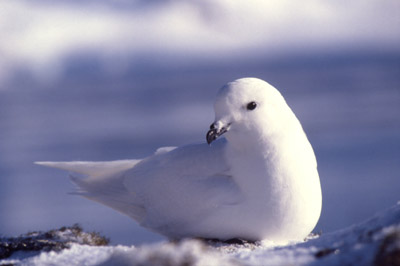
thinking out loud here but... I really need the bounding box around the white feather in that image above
[35,160,139,178]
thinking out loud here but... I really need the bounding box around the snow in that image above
[2,203,399,266]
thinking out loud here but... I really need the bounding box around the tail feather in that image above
[69,173,146,222]
[36,160,146,222]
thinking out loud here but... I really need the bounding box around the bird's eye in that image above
[246,101,257,111]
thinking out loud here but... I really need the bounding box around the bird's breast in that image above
[224,140,321,241]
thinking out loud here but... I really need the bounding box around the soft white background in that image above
[0,0,399,245]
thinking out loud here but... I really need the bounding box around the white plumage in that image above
[36,78,322,243]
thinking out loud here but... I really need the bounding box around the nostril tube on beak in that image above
[206,122,231,145]
[206,128,218,145]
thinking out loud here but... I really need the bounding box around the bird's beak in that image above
[206,121,230,145]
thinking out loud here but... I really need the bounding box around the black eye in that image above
[246,101,257,111]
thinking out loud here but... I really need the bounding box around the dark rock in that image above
[0,224,109,260]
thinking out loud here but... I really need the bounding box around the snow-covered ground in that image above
[1,203,399,266]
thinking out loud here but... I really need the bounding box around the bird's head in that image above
[207,78,291,147]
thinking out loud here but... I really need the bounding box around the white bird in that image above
[36,78,322,243]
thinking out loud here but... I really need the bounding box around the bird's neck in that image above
[225,125,306,200]
[226,135,281,190]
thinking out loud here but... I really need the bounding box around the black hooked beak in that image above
[206,122,230,145]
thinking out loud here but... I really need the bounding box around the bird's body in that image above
[37,78,322,243]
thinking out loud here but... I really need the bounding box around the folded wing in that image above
[36,139,239,237]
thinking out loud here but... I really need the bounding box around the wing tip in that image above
[35,161,49,165]
[34,161,70,169]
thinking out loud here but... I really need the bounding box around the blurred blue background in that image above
[0,1,399,245]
